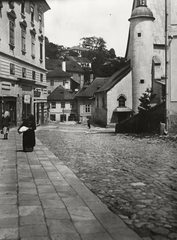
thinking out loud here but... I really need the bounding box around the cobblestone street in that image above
[36,123,177,240]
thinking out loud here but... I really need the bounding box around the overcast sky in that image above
[44,0,132,57]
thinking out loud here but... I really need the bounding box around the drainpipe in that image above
[165,0,169,131]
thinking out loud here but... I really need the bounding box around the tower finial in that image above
[137,0,147,7]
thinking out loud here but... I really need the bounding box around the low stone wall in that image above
[115,102,165,134]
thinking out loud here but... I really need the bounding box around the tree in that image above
[138,88,152,113]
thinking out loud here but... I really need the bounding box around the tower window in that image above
[138,33,141,37]
[140,79,145,84]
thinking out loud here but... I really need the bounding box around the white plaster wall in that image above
[130,18,154,113]
[107,71,132,124]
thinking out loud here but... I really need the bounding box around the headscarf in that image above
[4,111,10,118]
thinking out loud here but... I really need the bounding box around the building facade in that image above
[0,0,50,127]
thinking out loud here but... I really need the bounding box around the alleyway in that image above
[36,123,177,240]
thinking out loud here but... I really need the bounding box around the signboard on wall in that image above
[24,95,30,104]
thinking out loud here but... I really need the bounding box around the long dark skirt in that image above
[23,129,36,152]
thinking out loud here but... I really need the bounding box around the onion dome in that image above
[129,5,155,21]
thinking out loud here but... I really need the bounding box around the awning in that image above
[114,107,132,112]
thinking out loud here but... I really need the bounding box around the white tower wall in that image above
[130,18,154,113]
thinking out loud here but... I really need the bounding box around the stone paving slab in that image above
[0,129,142,240]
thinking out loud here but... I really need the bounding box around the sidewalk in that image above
[0,129,143,240]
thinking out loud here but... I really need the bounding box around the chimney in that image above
[62,61,66,72]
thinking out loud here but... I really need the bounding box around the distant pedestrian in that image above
[18,114,36,152]
[1,111,11,140]
[87,117,91,129]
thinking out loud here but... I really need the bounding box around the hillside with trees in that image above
[45,36,127,78]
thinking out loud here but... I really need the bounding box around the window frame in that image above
[118,96,126,107]
[31,33,35,57]
[21,0,25,14]
[31,5,34,23]
[22,67,26,78]
[40,42,43,61]
[9,20,15,47]
[21,28,26,52]
[61,101,65,109]
[10,63,15,75]
[51,102,56,109]
[32,70,35,80]
[50,80,54,86]
[85,104,91,113]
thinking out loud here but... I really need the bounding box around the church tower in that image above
[129,0,155,113]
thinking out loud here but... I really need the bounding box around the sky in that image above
[44,0,132,57]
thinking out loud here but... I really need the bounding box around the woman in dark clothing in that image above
[18,114,36,152]
[1,111,11,139]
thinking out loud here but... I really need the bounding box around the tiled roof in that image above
[96,62,131,93]
[75,77,108,98]
[47,85,75,101]
[46,58,62,70]
[47,68,71,78]
[67,56,91,64]
[46,58,84,73]
[69,46,89,51]
[66,60,84,73]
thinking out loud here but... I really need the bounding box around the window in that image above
[31,5,34,22]
[140,79,145,84]
[9,20,15,46]
[21,0,25,14]
[118,96,126,107]
[70,102,74,108]
[40,73,43,82]
[96,97,99,107]
[50,80,54,86]
[48,90,51,94]
[40,42,43,61]
[10,63,15,75]
[138,33,141,37]
[32,71,35,80]
[31,34,35,57]
[51,102,56,109]
[63,79,66,86]
[85,104,91,113]
[21,28,26,52]
[61,101,65,109]
[39,13,42,31]
[22,67,26,78]
[50,114,56,121]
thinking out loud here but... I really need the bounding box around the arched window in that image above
[118,95,126,107]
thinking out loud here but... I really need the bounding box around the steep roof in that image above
[47,85,75,101]
[96,62,131,93]
[47,68,71,78]
[46,58,62,70]
[75,77,108,98]
[67,56,91,64]
[46,58,84,73]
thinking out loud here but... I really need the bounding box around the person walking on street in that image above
[18,114,36,152]
[1,111,11,140]
[87,117,91,129]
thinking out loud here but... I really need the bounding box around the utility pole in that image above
[165,0,169,131]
